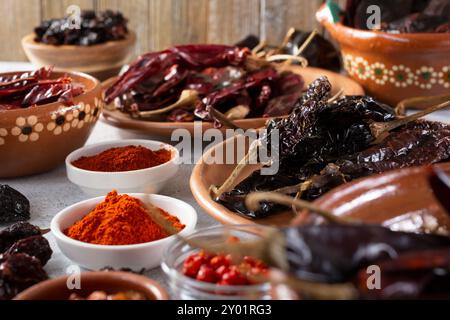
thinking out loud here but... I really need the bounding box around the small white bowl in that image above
[51,193,197,270]
[66,139,179,196]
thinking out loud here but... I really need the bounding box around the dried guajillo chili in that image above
[214,76,450,218]
[64,191,184,245]
[104,43,306,123]
[71,145,172,172]
[0,67,84,110]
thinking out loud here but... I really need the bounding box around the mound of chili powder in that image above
[64,191,184,245]
[72,145,172,172]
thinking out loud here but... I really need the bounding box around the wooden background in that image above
[0,0,343,61]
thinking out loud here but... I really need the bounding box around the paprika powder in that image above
[71,145,172,172]
[64,191,184,245]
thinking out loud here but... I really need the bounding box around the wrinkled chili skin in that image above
[5,236,52,266]
[0,222,42,253]
[0,185,30,224]
[280,224,450,283]
[0,253,48,300]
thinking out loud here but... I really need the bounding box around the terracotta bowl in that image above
[0,71,103,178]
[190,132,450,227]
[101,65,364,136]
[292,163,450,233]
[22,31,136,81]
[317,5,450,106]
[14,271,168,300]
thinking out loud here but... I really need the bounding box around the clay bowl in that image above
[101,65,364,136]
[0,70,103,178]
[14,271,168,300]
[22,31,136,81]
[292,163,450,233]
[317,4,450,107]
[190,131,450,227]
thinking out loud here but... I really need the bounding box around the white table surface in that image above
[1,62,449,298]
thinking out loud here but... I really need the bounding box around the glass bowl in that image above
[161,225,275,300]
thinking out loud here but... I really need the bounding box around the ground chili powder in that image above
[71,145,172,172]
[64,191,185,245]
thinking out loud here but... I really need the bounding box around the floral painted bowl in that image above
[0,71,103,178]
[317,5,450,106]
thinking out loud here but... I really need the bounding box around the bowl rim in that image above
[65,139,180,176]
[161,224,274,292]
[0,69,101,116]
[50,192,197,250]
[14,271,169,300]
[316,4,450,47]
[21,30,136,50]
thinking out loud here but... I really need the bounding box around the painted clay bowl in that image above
[14,271,168,300]
[0,71,103,178]
[22,31,136,81]
[317,5,450,106]
[101,65,364,136]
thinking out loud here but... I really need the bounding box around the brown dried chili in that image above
[71,145,172,172]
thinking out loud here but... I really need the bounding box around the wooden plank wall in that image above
[0,0,327,61]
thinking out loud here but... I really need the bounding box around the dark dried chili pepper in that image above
[356,249,450,299]
[5,236,52,266]
[0,185,30,224]
[0,253,48,300]
[0,222,42,253]
[34,10,128,46]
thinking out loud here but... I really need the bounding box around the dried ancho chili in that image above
[34,10,128,46]
[0,67,84,110]
[0,222,52,300]
[65,191,184,245]
[216,76,450,218]
[71,145,172,172]
[0,185,30,223]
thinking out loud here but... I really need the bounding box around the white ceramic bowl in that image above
[51,193,197,270]
[66,139,179,196]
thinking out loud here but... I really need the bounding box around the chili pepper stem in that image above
[245,191,358,224]
[296,29,319,56]
[208,107,243,130]
[395,93,450,116]
[371,100,450,142]
[327,88,344,103]
[134,90,198,118]
[210,139,261,199]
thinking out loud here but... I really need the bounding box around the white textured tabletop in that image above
[1,62,449,298]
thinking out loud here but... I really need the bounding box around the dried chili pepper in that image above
[217,76,449,218]
[356,248,450,299]
[34,10,128,46]
[0,222,43,253]
[0,67,84,109]
[105,44,304,122]
[0,185,30,224]
[0,253,48,300]
[5,236,52,266]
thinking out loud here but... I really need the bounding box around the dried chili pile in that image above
[34,10,128,46]
[0,222,52,300]
[0,67,84,111]
[71,145,172,172]
[104,44,305,122]
[64,191,185,245]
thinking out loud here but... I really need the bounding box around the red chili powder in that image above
[72,145,172,172]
